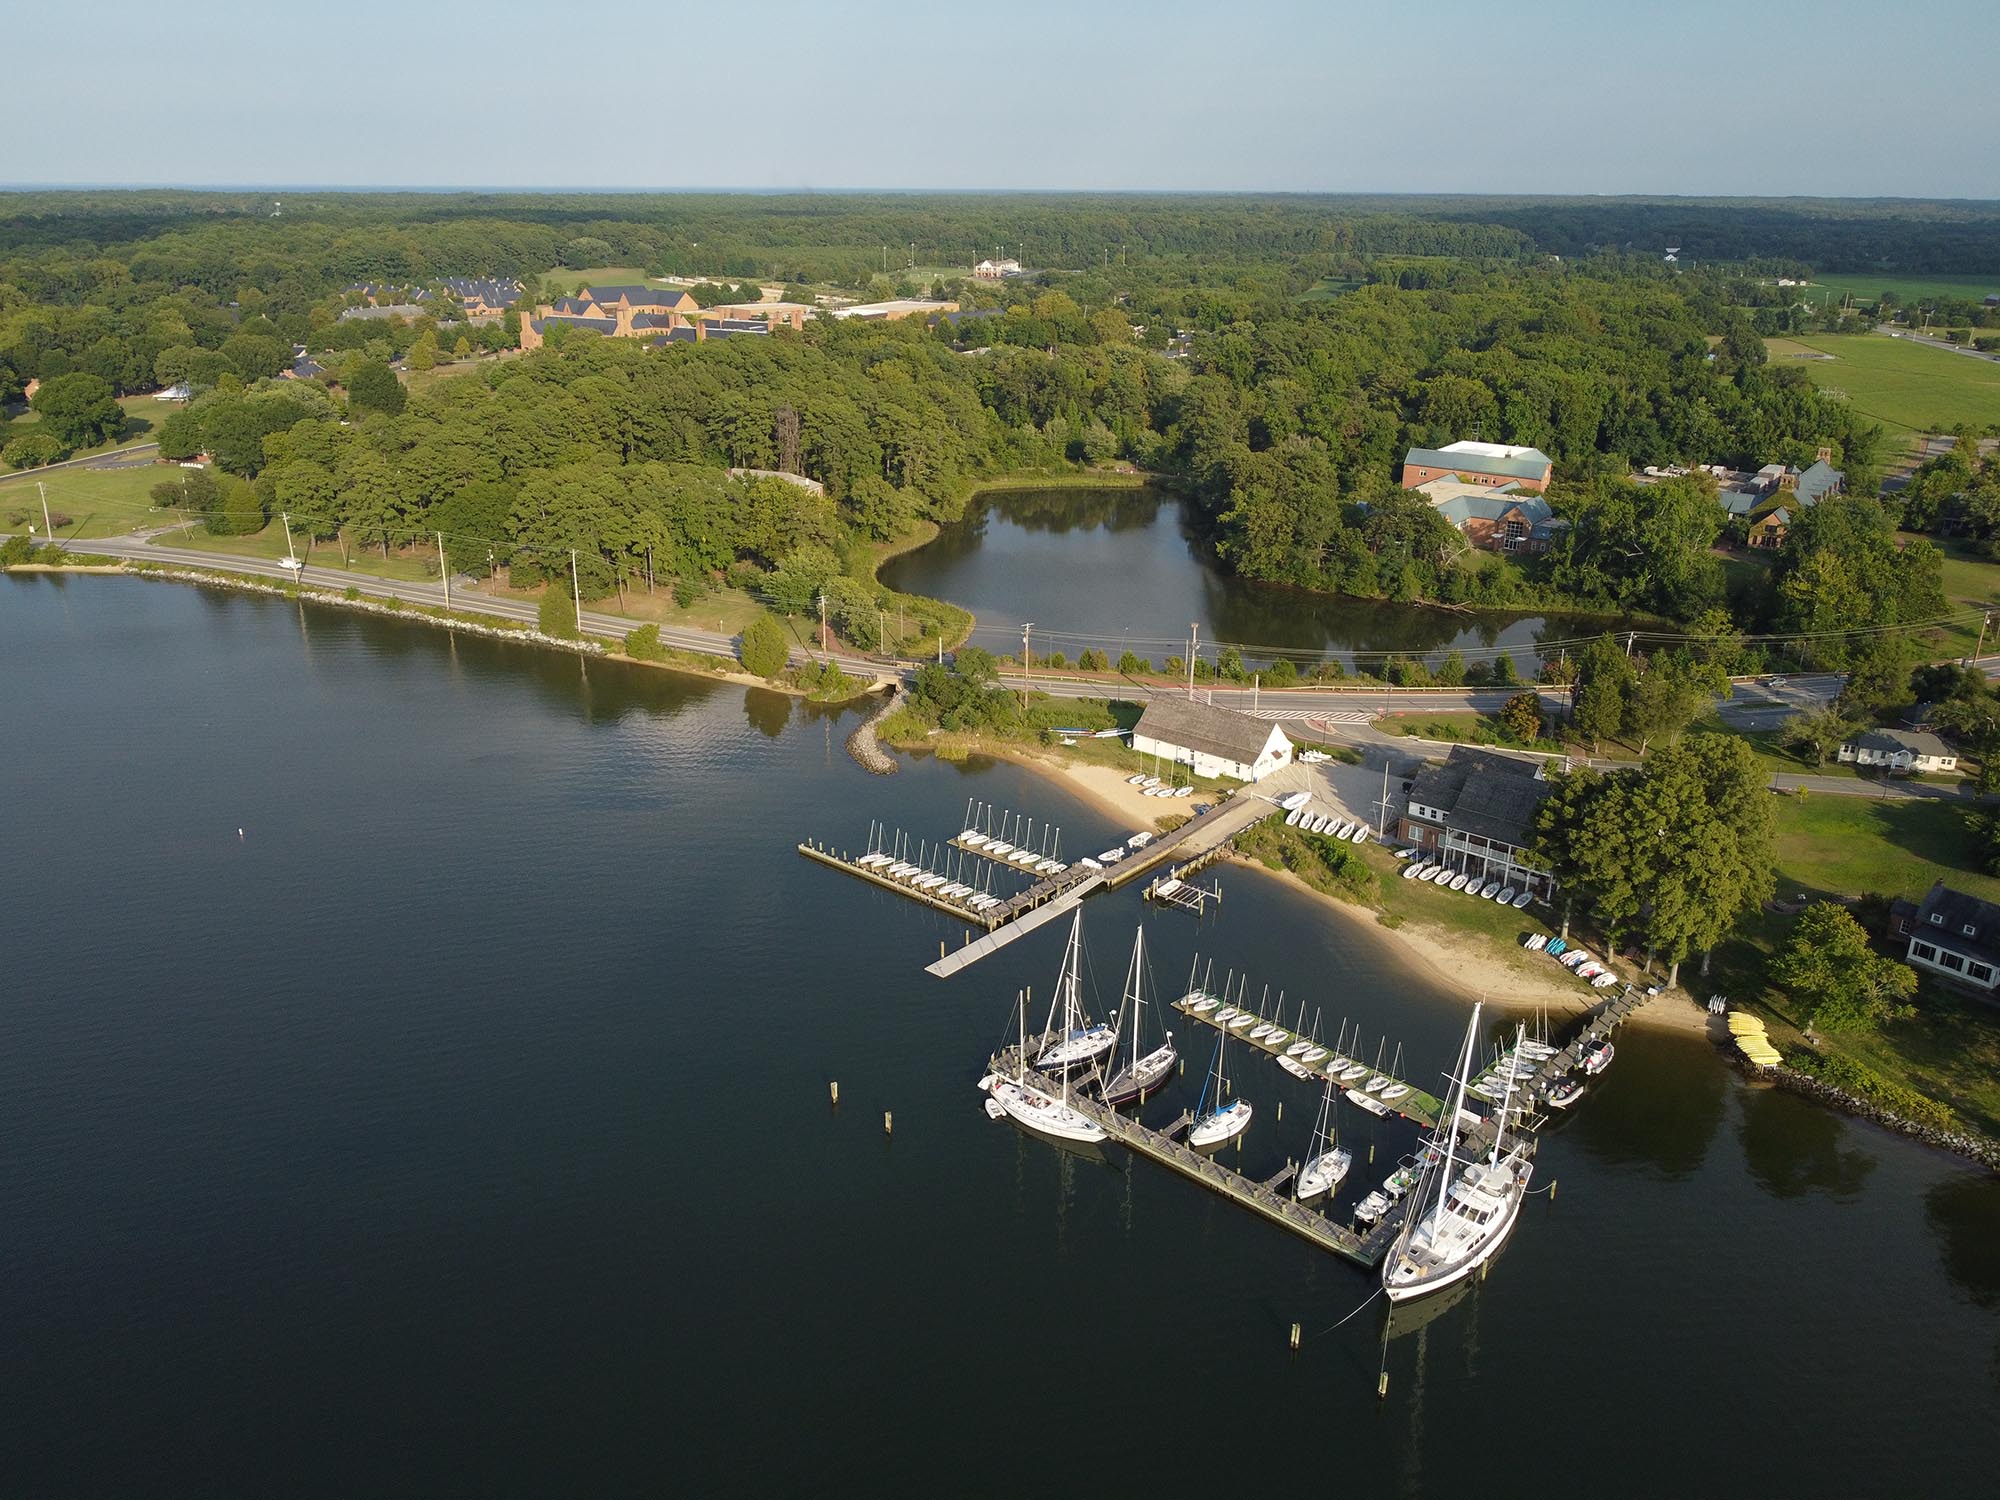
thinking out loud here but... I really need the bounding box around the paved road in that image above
[0,441,161,485]
[1873,323,2000,364]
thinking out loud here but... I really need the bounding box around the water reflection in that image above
[883,488,1638,671]
[1564,1031,1725,1180]
[743,687,793,739]
[1737,1086,1878,1201]
[1925,1173,2000,1310]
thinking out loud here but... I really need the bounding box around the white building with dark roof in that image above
[1131,698,1292,782]
[1836,729,1958,775]
[1399,746,1557,897]
[1891,880,2000,994]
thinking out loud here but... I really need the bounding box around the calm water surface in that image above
[882,487,1633,671]
[3,576,1996,1496]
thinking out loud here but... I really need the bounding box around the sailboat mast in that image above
[1491,1022,1526,1165]
[1430,1001,1481,1220]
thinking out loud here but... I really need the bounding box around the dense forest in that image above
[3,191,1996,655]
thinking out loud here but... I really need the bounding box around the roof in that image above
[1428,490,1555,529]
[1846,728,1953,759]
[1718,487,1761,516]
[1403,444,1552,482]
[1794,460,1844,506]
[530,315,615,335]
[1133,698,1289,765]
[1406,747,1554,850]
[705,319,771,336]
[1912,879,2000,966]
[1438,440,1546,461]
[584,284,694,308]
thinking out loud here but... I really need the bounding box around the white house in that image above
[974,258,1022,280]
[1894,880,2000,994]
[1132,697,1292,783]
[1836,728,1958,775]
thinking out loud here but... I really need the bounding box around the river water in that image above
[881,486,1632,673]
[3,575,1996,1496]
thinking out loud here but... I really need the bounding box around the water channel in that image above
[2,575,1995,1494]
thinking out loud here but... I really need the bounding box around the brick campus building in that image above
[518,284,783,351]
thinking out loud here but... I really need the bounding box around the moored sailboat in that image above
[1101,929,1178,1107]
[1188,1028,1253,1147]
[1034,913,1117,1072]
[980,990,1107,1144]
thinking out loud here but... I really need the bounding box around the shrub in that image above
[1266,657,1298,686]
[538,585,578,639]
[3,433,66,469]
[1118,650,1148,675]
[625,624,665,661]
[739,612,790,677]
[673,576,703,608]
[0,532,34,568]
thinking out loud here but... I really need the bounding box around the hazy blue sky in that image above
[10,0,1995,196]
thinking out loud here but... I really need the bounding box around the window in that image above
[1970,963,1994,984]
[1930,913,1945,926]
[1940,952,1966,972]
[1964,925,1978,938]
[1912,941,1938,961]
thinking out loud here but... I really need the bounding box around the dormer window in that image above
[1930,913,1945,925]
[1964,925,1978,937]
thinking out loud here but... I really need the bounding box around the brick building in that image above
[1401,440,1553,494]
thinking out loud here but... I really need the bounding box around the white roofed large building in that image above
[1132,698,1293,783]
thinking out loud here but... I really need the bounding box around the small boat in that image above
[1365,1074,1390,1093]
[1300,1046,1328,1064]
[1154,877,1183,898]
[1430,867,1454,884]
[1189,1099,1253,1147]
[1285,808,1303,827]
[1248,1023,1275,1042]
[1582,1040,1615,1075]
[1278,1056,1314,1079]
[1011,851,1038,866]
[1285,1040,1312,1057]
[1128,832,1153,849]
[1265,1029,1289,1047]
[1126,774,1147,785]
[1101,929,1179,1108]
[1560,950,1589,969]
[1545,1076,1584,1109]
[1592,972,1619,988]
[1300,749,1329,762]
[1382,1157,1422,1199]
[1479,880,1503,899]
[1036,859,1061,875]
[983,1095,1007,1120]
[1393,846,1415,860]
[1518,1041,1555,1060]
[1278,791,1312,812]
[1214,1006,1240,1024]
[1339,1062,1367,1082]
[988,842,1015,857]
[1174,786,1194,798]
[1354,1190,1391,1225]
[915,874,943,890]
[1141,777,1162,789]
[1448,873,1471,892]
[1099,848,1125,863]
[1331,820,1353,839]
[959,827,982,842]
[1345,1088,1390,1117]
[1510,890,1532,909]
[1402,862,1424,880]
[1495,886,1515,904]
[1094,729,1124,739]
[1523,933,1547,951]
[1298,1145,1353,1201]
[1226,1012,1255,1032]
[1546,938,1567,956]
[1350,825,1369,844]
[1380,1083,1410,1102]
[1079,857,1104,871]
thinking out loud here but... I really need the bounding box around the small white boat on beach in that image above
[1141,777,1162,789]
[1510,890,1533,909]
[1278,791,1312,812]
[1285,808,1302,827]
[1496,887,1516,904]
[1331,820,1352,839]
[1351,825,1369,844]
[1127,774,1147,785]
[1429,867,1454,884]
[1448,873,1471,892]
[1401,862,1424,880]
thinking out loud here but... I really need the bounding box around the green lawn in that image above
[1767,332,2000,442]
[0,394,167,460]
[149,523,445,583]
[1770,792,2000,905]
[0,461,176,538]
[1802,272,2000,308]
[534,265,652,296]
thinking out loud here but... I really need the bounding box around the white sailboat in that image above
[1034,913,1117,1072]
[1188,1027,1253,1147]
[1383,1009,1534,1303]
[980,990,1106,1144]
[1101,928,1178,1107]
[1297,1072,1352,1200]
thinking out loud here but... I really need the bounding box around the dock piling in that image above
[884,1110,893,1136]
[1289,1322,1301,1350]
[830,1081,839,1106]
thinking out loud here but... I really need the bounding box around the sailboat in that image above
[1034,913,1117,1072]
[1101,928,1178,1107]
[1382,1009,1534,1303]
[979,990,1106,1144]
[1188,1028,1253,1147]
[1296,1072,1352,1200]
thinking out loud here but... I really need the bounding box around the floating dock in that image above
[1168,992,1447,1128]
[1459,983,1658,1158]
[988,1047,1407,1268]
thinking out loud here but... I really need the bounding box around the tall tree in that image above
[1771,902,1917,1033]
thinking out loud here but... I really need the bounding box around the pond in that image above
[881,486,1632,675]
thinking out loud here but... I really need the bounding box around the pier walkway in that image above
[1168,994,1447,1128]
[1460,984,1659,1158]
[990,1047,1407,1268]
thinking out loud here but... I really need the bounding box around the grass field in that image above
[0,394,167,460]
[1769,792,2000,905]
[534,265,651,296]
[0,461,175,538]
[1803,272,2000,308]
[1765,332,2000,442]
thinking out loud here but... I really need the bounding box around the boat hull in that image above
[983,1078,1106,1144]
[1101,1046,1177,1107]
[1382,1158,1533,1303]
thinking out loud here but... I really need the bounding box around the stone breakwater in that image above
[1755,1062,2000,1173]
[844,684,903,774]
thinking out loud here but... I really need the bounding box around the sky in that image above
[8,0,1995,198]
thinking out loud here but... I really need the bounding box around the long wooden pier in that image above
[990,1048,1408,1268]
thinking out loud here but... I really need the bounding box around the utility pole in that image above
[1021,623,1034,707]
[818,591,828,654]
[38,481,54,544]
[1624,630,1635,659]
[570,549,582,635]
[1188,623,1199,700]
[280,510,300,566]
[1252,672,1259,712]
[436,530,450,611]
[646,545,654,594]
[879,608,886,656]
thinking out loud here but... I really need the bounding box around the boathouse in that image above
[1400,746,1556,898]
[1132,698,1293,783]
